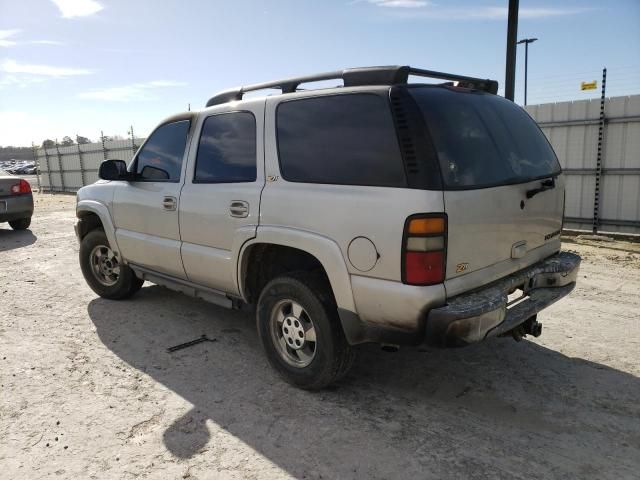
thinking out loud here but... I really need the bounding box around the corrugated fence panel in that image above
[85,170,100,185]
[35,137,145,192]
[527,94,640,234]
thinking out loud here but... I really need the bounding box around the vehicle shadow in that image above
[0,227,37,252]
[88,286,640,479]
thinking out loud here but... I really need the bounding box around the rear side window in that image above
[276,94,406,187]
[194,112,257,183]
[410,88,561,189]
[135,120,190,181]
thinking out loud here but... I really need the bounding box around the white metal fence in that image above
[35,136,145,193]
[526,95,640,234]
[34,94,640,235]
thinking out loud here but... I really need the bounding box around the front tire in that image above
[9,217,31,230]
[79,229,143,300]
[257,274,355,389]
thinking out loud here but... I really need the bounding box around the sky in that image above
[0,0,639,147]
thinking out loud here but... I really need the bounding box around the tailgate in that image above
[444,176,564,289]
[408,86,564,294]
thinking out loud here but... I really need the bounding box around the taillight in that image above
[402,214,447,286]
[10,179,31,195]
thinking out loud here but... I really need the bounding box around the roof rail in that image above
[205,65,499,107]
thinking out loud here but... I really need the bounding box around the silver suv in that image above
[75,66,581,389]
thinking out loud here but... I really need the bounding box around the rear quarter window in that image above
[276,93,406,187]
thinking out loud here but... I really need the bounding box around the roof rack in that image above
[205,65,499,107]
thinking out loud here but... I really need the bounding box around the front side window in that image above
[194,112,257,183]
[276,94,406,187]
[134,120,190,181]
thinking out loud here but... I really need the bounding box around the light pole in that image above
[504,0,519,101]
[517,37,537,105]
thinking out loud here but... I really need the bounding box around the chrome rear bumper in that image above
[424,251,581,347]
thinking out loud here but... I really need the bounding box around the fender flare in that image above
[76,200,121,256]
[237,226,357,314]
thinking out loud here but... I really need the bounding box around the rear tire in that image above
[257,273,355,390]
[9,217,31,230]
[79,229,143,300]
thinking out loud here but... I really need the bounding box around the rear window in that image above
[276,93,406,187]
[194,112,256,183]
[410,87,561,189]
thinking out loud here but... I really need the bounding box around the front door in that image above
[179,101,265,294]
[112,117,193,279]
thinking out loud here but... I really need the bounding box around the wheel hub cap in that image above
[270,299,317,367]
[282,315,306,350]
[89,244,120,287]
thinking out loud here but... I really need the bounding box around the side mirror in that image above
[98,159,129,181]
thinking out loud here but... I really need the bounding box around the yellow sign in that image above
[581,81,598,91]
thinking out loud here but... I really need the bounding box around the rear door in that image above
[410,87,564,295]
[178,101,264,294]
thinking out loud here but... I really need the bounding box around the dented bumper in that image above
[424,251,581,347]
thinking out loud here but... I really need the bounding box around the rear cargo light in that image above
[10,179,31,195]
[402,214,447,286]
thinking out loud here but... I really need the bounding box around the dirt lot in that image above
[1,193,639,480]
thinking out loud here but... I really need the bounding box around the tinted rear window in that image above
[410,88,560,189]
[194,112,256,183]
[276,94,406,187]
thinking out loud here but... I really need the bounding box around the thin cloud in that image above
[29,40,65,46]
[358,2,594,20]
[1,59,92,77]
[78,81,187,101]
[465,7,594,19]
[0,74,47,89]
[368,0,430,7]
[0,29,21,47]
[50,0,103,18]
[0,31,64,47]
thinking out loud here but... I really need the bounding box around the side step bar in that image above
[129,264,234,309]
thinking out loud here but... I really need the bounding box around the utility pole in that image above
[504,0,519,101]
[517,38,538,105]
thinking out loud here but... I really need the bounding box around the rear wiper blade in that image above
[526,178,556,199]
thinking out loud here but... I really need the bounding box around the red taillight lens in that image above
[405,251,444,285]
[402,214,447,286]
[11,179,31,195]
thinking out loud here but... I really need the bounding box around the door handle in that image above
[229,200,249,218]
[162,196,177,211]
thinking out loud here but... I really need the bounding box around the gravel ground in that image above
[1,193,639,480]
